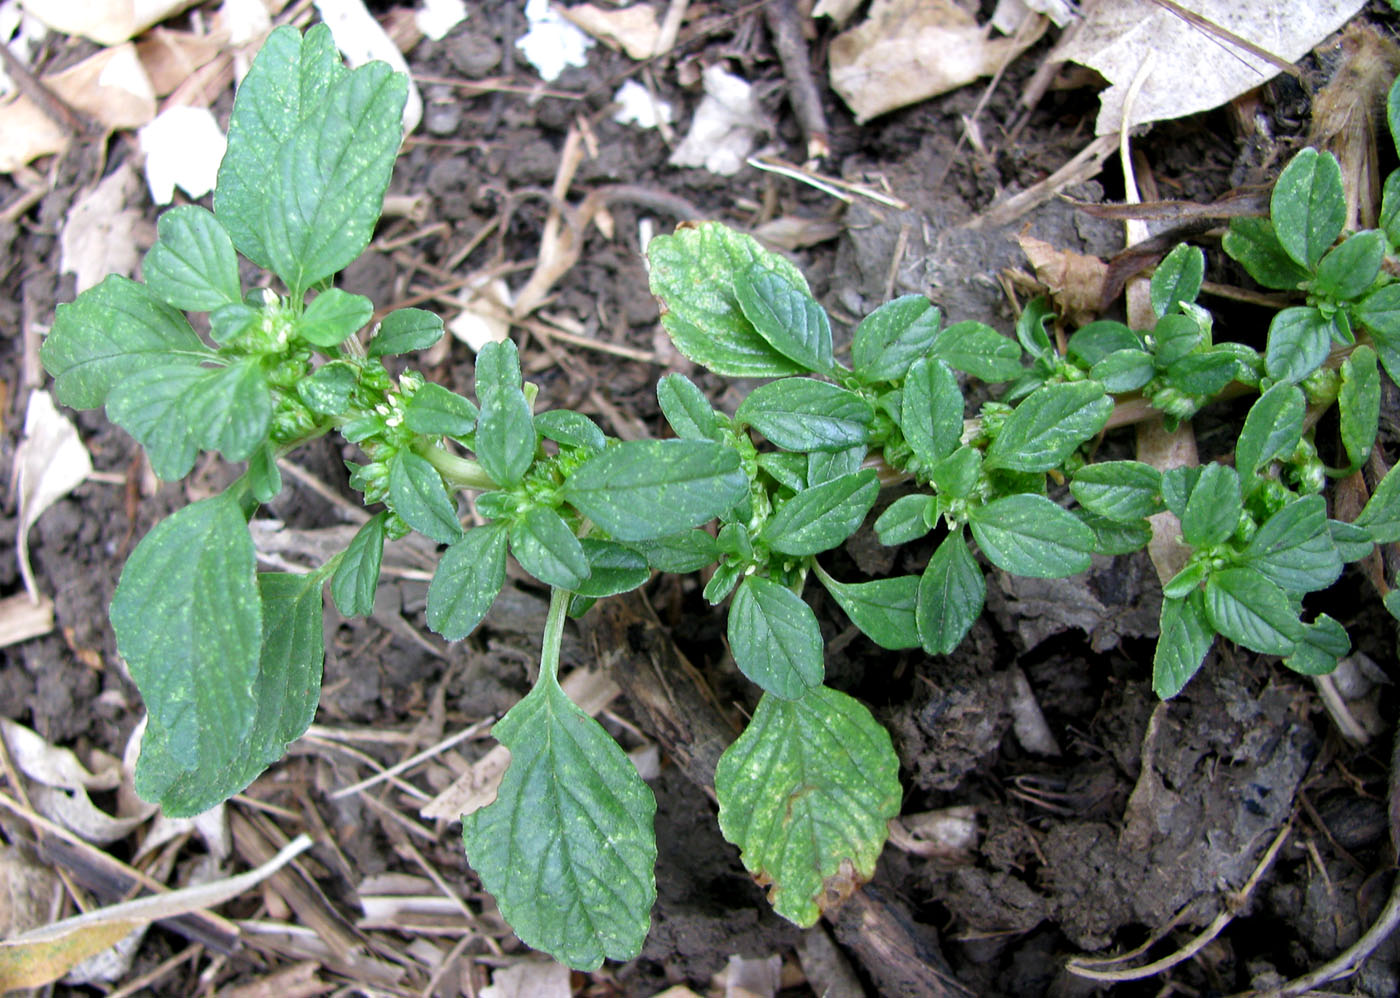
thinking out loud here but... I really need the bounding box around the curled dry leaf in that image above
[481,960,572,998]
[14,390,92,601]
[135,26,224,96]
[1017,232,1109,327]
[18,0,197,45]
[561,3,662,61]
[60,161,150,293]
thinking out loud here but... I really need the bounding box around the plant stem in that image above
[420,445,496,491]
[539,587,571,686]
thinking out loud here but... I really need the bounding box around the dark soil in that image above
[4,2,1400,996]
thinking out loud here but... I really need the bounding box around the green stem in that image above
[539,587,571,686]
[420,445,496,491]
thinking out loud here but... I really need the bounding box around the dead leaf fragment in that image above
[561,3,662,60]
[60,162,149,293]
[19,0,198,45]
[136,27,225,96]
[14,390,92,600]
[1017,232,1109,326]
[481,959,571,998]
[829,0,1027,123]
[0,593,54,648]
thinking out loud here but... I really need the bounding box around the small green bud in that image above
[1232,510,1257,545]
[1149,386,1200,421]
[1301,366,1340,407]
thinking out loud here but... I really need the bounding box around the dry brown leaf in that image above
[481,959,571,998]
[829,0,1027,123]
[1017,232,1109,326]
[14,390,92,600]
[1,718,119,792]
[715,953,782,998]
[48,42,156,128]
[0,846,61,939]
[0,593,53,648]
[61,162,150,292]
[0,97,67,173]
[217,960,330,998]
[136,26,225,96]
[812,0,863,25]
[19,0,198,45]
[560,3,662,60]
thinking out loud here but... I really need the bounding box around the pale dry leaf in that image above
[811,0,863,25]
[447,278,514,352]
[1055,0,1366,136]
[796,927,864,998]
[0,592,53,648]
[0,97,67,172]
[561,3,662,60]
[61,162,148,293]
[14,390,92,601]
[518,0,593,82]
[669,64,765,176]
[47,42,156,128]
[1017,232,1108,326]
[415,0,466,41]
[0,2,49,99]
[481,960,571,998]
[136,26,225,96]
[614,78,673,128]
[829,0,1028,123]
[30,785,148,846]
[991,0,1077,33]
[138,104,226,204]
[18,0,198,45]
[0,846,60,938]
[716,953,782,998]
[0,718,120,792]
[314,0,422,133]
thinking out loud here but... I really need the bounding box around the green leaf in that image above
[851,295,941,382]
[1180,463,1241,549]
[1314,230,1385,302]
[656,373,723,441]
[728,576,824,699]
[1160,466,1200,519]
[143,205,241,311]
[475,339,536,487]
[1355,462,1400,543]
[984,381,1112,472]
[815,568,920,650]
[927,445,981,498]
[1283,614,1349,676]
[1329,518,1374,562]
[1340,345,1381,468]
[404,383,477,438]
[1236,382,1304,475]
[1271,148,1346,269]
[1070,461,1162,523]
[734,258,833,373]
[1151,244,1205,317]
[631,530,720,573]
[874,493,934,546]
[807,446,866,486]
[510,506,588,590]
[763,470,879,556]
[1077,511,1152,555]
[106,364,209,480]
[331,513,386,617]
[1153,590,1214,698]
[188,359,273,462]
[427,523,508,639]
[209,302,259,344]
[1067,320,1141,367]
[1203,567,1302,656]
[1265,306,1332,384]
[1388,590,1400,623]
[1090,349,1155,392]
[388,450,462,545]
[42,275,213,410]
[1165,350,1239,397]
[1163,560,1208,599]
[298,289,373,348]
[969,494,1095,578]
[297,361,358,415]
[930,321,1023,382]
[736,378,874,452]
[217,26,408,294]
[1241,495,1342,593]
[715,686,900,927]
[247,444,282,502]
[916,530,985,655]
[1381,171,1400,247]
[563,440,748,542]
[758,452,807,492]
[109,493,261,813]
[1151,313,1203,369]
[535,410,606,452]
[1391,75,1400,158]
[647,223,807,377]
[368,308,444,357]
[463,675,656,969]
[1355,284,1400,384]
[899,358,962,468]
[572,540,649,597]
[703,560,744,604]
[1221,217,1311,290]
[1016,297,1055,360]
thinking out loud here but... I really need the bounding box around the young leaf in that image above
[1077,511,1152,556]
[728,576,824,699]
[807,446,866,486]
[874,493,935,546]
[657,372,723,441]
[1241,495,1342,594]
[851,295,941,382]
[715,686,900,927]
[1355,284,1400,384]
[109,493,261,812]
[1271,147,1346,269]
[1354,462,1400,543]
[815,568,920,650]
[1016,297,1055,360]
[248,444,282,502]
[1221,217,1311,290]
[1151,313,1203,369]
[1264,306,1332,384]
[631,530,720,573]
[572,539,649,598]
[463,674,656,970]
[1236,382,1304,475]
[1313,230,1385,302]
[427,523,509,639]
[188,359,273,461]
[900,358,962,468]
[475,339,536,487]
[1153,590,1214,698]
[1283,614,1349,676]
[42,274,213,410]
[1329,518,1374,563]
[916,530,985,655]
[535,410,606,452]
[1090,349,1155,392]
[1160,466,1202,520]
[983,381,1112,473]
[563,440,747,542]
[106,364,209,480]
[703,559,744,604]
[928,445,981,498]
[1339,345,1380,468]
[1150,244,1205,317]
[1203,567,1302,656]
[1068,320,1141,367]
[388,450,462,545]
[1070,461,1162,523]
[736,378,874,452]
[647,223,808,377]
[930,321,1023,382]
[298,361,358,416]
[759,452,808,492]
[1164,350,1239,397]
[969,494,1095,578]
[404,383,477,438]
[1180,463,1241,549]
[142,205,241,311]
[368,308,444,357]
[297,289,373,348]
[331,513,386,617]
[509,506,589,590]
[1382,172,1400,247]
[734,259,833,373]
[763,470,879,556]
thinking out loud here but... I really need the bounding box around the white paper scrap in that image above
[518,0,594,81]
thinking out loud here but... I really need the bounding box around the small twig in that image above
[329,717,493,800]
[1145,0,1301,81]
[965,135,1118,230]
[763,0,829,160]
[747,155,909,208]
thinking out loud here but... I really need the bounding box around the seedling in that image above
[39,26,1400,969]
